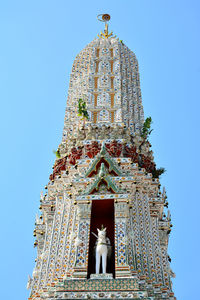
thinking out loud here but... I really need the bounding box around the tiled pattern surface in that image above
[49,290,149,299]
[62,37,144,141]
[62,277,138,291]
[29,33,175,300]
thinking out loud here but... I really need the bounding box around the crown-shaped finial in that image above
[97,14,114,39]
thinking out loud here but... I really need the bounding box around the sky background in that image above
[0,1,200,299]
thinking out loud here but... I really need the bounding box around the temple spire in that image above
[28,16,176,300]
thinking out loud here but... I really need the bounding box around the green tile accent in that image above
[60,278,139,291]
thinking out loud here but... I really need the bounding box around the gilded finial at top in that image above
[97,14,115,39]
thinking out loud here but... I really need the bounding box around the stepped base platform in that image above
[47,291,150,299]
[40,277,175,299]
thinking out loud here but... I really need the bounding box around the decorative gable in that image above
[85,143,123,177]
[84,163,121,194]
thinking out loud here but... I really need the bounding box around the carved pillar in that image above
[72,202,91,279]
[114,200,132,278]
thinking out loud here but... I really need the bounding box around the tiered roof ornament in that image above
[97,14,116,39]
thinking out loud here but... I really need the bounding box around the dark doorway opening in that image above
[87,199,115,278]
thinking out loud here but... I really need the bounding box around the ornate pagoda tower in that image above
[28,14,176,300]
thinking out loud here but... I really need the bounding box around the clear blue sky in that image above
[1,1,199,299]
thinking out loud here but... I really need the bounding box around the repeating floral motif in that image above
[115,221,127,266]
[75,220,90,268]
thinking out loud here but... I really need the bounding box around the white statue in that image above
[94,227,111,274]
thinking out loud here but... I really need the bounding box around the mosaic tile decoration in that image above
[76,193,129,200]
[61,277,139,291]
[62,36,144,141]
[28,22,176,300]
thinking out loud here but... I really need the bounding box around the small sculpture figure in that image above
[99,125,107,140]
[67,138,76,151]
[133,134,143,149]
[110,124,119,139]
[123,127,131,143]
[93,126,99,140]
[94,226,111,274]
[77,127,86,141]
[148,150,154,160]
[58,142,67,156]
[104,125,111,139]
[117,125,124,139]
[140,142,150,156]
[86,126,94,140]
[86,126,97,140]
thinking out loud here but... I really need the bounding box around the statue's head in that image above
[97,226,107,239]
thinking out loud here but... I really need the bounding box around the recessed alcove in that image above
[87,199,115,278]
